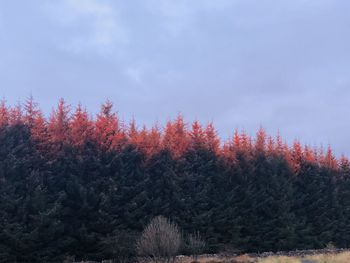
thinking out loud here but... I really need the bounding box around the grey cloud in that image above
[0,0,350,155]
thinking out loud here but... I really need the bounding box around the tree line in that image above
[0,97,349,262]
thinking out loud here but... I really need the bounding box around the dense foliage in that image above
[0,98,349,262]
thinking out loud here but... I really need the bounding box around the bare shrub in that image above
[137,216,182,263]
[325,241,337,250]
[187,232,206,261]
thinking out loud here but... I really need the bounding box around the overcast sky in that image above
[0,0,350,155]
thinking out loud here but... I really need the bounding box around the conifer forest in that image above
[0,98,349,262]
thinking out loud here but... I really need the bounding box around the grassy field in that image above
[257,251,350,263]
[175,251,350,263]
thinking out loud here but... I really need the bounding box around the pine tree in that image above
[0,99,9,128]
[48,98,71,149]
[334,155,350,247]
[0,98,347,261]
[23,95,40,129]
[95,101,124,151]
[9,103,23,126]
[254,127,266,155]
[291,141,303,173]
[189,121,206,150]
[70,104,94,148]
[162,115,189,159]
[204,123,220,154]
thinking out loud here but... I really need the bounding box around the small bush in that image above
[137,216,182,263]
[186,232,206,261]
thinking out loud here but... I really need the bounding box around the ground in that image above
[174,250,350,263]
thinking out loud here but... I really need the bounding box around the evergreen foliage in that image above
[0,99,349,262]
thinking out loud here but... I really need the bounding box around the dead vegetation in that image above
[73,251,350,263]
[171,251,350,263]
[136,216,182,263]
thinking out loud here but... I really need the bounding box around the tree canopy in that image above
[0,98,348,262]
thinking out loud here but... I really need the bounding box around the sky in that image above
[0,0,350,155]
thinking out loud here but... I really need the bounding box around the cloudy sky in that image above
[0,0,349,155]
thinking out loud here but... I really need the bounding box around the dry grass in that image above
[257,251,350,263]
[173,251,350,263]
[304,251,350,263]
[175,254,254,263]
[257,256,301,263]
[234,254,254,263]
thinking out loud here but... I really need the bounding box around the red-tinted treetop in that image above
[0,98,345,172]
[70,104,94,147]
[48,98,70,145]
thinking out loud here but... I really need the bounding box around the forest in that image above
[0,97,350,262]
